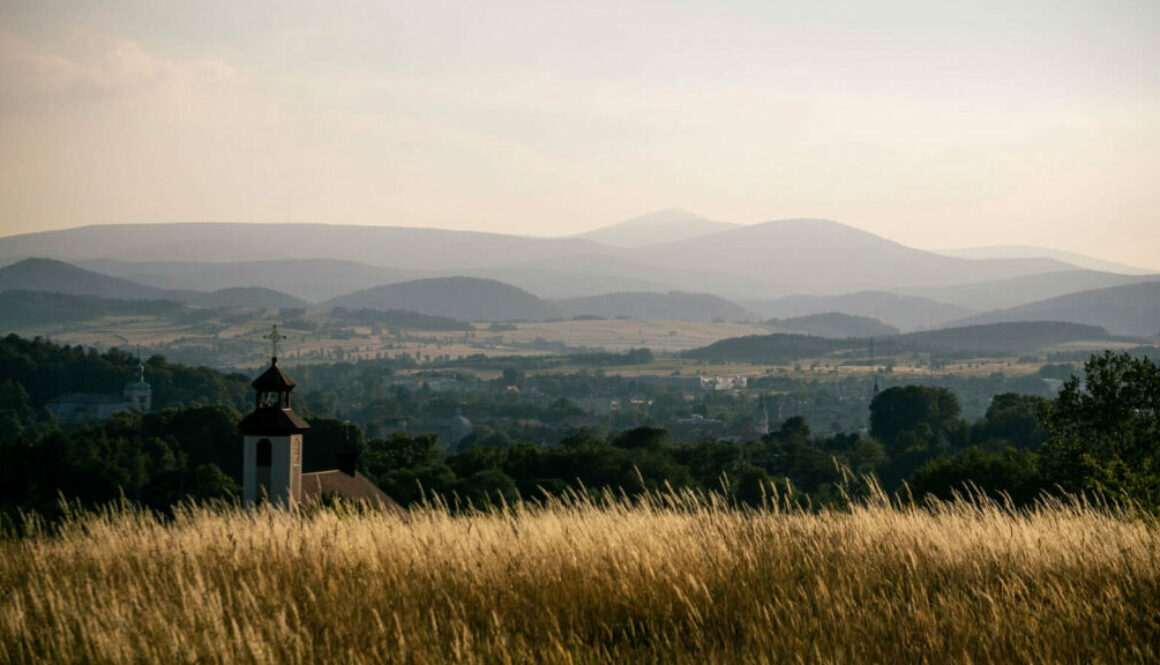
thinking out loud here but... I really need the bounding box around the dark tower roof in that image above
[251,358,297,392]
[239,407,310,435]
[239,356,309,436]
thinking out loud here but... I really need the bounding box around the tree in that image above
[611,426,668,451]
[1039,351,1160,505]
[973,393,1048,450]
[870,386,963,454]
[364,432,443,475]
[910,447,1043,506]
[303,417,365,473]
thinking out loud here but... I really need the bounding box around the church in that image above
[48,357,152,423]
[237,326,399,509]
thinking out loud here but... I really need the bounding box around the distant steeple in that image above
[754,394,770,438]
[123,347,152,412]
[867,338,880,432]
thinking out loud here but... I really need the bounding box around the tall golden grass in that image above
[2,486,1158,664]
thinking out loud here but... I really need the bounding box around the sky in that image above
[1,0,1158,268]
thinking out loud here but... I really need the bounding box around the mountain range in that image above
[0,215,1095,301]
[0,211,1155,336]
[743,292,972,331]
[574,209,740,248]
[767,312,900,338]
[323,277,558,322]
[948,281,1160,337]
[934,245,1153,276]
[0,258,306,310]
[687,321,1137,364]
[898,270,1159,312]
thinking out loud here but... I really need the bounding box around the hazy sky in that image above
[1,1,1158,267]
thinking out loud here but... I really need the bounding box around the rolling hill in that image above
[322,277,559,321]
[189,288,307,310]
[78,258,415,303]
[556,291,752,322]
[0,218,1082,302]
[947,282,1160,337]
[633,218,1074,297]
[0,258,305,310]
[743,291,973,332]
[0,290,187,329]
[895,322,1126,354]
[576,209,741,248]
[684,333,856,365]
[769,312,899,338]
[0,258,183,300]
[0,223,605,271]
[686,321,1130,364]
[935,245,1155,276]
[898,270,1159,311]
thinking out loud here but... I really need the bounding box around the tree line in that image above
[2,331,1157,528]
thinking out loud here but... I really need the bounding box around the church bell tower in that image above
[239,326,309,506]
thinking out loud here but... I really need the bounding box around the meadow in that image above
[2,487,1158,664]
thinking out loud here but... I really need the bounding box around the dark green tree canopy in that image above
[870,386,962,452]
[1040,351,1160,503]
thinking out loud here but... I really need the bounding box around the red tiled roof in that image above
[300,470,403,511]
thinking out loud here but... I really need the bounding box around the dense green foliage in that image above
[0,291,186,327]
[2,333,1158,523]
[0,407,241,523]
[1039,351,1160,504]
[0,334,250,420]
[685,333,857,364]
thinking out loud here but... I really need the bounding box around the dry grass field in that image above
[2,488,1158,664]
[496,319,772,353]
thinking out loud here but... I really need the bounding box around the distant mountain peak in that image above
[577,209,741,248]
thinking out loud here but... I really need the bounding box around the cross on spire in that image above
[264,325,287,360]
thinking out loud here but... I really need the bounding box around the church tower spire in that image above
[123,347,152,412]
[754,394,770,438]
[239,326,309,506]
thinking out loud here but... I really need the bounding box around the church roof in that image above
[301,470,402,511]
[252,359,297,392]
[238,407,310,435]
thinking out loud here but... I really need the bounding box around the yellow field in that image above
[10,316,773,363]
[2,489,1157,664]
[494,319,772,353]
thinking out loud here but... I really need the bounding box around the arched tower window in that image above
[256,438,272,467]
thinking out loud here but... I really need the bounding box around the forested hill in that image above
[322,277,560,321]
[686,321,1132,364]
[898,321,1124,354]
[0,334,251,415]
[557,291,751,322]
[0,257,181,300]
[769,312,900,338]
[685,334,854,364]
[0,258,307,310]
[0,291,187,328]
[948,281,1160,337]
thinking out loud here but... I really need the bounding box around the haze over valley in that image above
[5,3,1160,662]
[1,210,1157,368]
